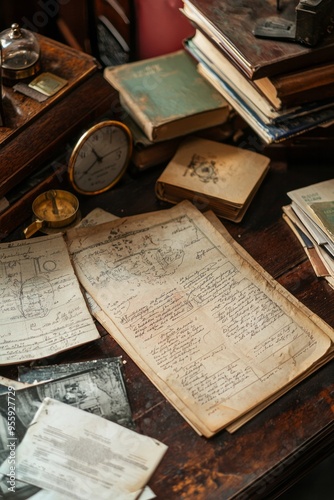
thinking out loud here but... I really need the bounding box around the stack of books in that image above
[282,178,334,290]
[103,49,232,170]
[181,0,334,145]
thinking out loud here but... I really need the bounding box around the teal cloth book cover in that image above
[104,50,230,142]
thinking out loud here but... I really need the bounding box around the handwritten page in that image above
[67,201,332,437]
[0,397,167,500]
[0,233,99,365]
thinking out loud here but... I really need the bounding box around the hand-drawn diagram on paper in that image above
[68,202,331,435]
[0,233,99,365]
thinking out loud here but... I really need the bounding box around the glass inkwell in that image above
[0,23,40,82]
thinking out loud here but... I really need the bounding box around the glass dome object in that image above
[0,23,40,80]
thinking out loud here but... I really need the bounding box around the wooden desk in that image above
[1,152,334,498]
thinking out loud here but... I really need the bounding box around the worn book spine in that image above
[104,49,229,142]
[255,62,334,107]
[188,27,334,110]
[183,0,334,80]
[198,61,334,144]
[185,35,333,124]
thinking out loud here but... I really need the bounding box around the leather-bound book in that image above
[182,0,334,80]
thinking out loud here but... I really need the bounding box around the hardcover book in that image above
[182,0,334,80]
[187,30,334,112]
[198,61,334,144]
[310,201,334,241]
[185,33,334,125]
[155,137,270,222]
[103,49,230,142]
[122,110,235,170]
[121,112,183,170]
[254,61,334,110]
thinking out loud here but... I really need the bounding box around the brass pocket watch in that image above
[68,120,133,195]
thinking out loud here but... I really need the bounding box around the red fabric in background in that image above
[134,0,195,59]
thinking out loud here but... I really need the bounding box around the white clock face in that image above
[69,121,132,195]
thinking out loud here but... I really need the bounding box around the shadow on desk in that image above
[279,453,334,499]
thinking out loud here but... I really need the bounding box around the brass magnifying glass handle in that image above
[46,190,59,215]
[23,219,45,239]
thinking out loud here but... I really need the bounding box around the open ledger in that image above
[66,201,334,437]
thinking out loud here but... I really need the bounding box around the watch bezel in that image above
[68,120,133,196]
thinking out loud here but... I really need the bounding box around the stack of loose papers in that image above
[66,200,334,437]
[0,358,165,499]
[0,398,167,499]
[283,178,334,290]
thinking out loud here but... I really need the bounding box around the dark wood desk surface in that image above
[1,152,334,499]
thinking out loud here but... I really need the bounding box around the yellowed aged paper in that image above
[287,178,334,245]
[205,209,334,343]
[67,201,332,437]
[0,233,99,365]
[204,210,334,431]
[0,398,167,500]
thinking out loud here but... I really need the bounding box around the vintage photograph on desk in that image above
[22,358,133,424]
[1,357,134,432]
[0,358,143,499]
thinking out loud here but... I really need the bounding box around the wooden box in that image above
[0,35,116,240]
